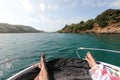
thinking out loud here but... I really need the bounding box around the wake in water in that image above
[0,60,14,78]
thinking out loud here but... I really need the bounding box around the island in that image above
[0,23,43,33]
[59,9,120,34]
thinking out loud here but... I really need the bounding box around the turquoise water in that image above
[0,33,120,80]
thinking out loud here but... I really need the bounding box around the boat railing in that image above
[76,47,120,72]
[76,47,120,59]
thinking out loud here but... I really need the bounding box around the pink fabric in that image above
[89,64,120,80]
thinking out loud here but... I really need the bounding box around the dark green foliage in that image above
[95,9,120,27]
[85,19,94,29]
[80,21,84,24]
[61,19,94,32]
[60,9,120,33]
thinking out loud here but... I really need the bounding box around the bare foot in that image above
[34,54,49,80]
[85,52,97,68]
[33,63,41,69]
[37,63,41,69]
[36,54,46,69]
[41,54,45,63]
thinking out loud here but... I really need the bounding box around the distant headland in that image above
[0,23,44,33]
[59,9,120,34]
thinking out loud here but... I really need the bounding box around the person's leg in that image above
[86,52,120,80]
[85,52,97,67]
[34,54,49,80]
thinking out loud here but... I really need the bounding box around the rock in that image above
[91,23,120,34]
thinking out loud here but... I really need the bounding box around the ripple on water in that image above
[0,33,120,80]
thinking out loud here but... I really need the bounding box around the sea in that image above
[0,33,120,80]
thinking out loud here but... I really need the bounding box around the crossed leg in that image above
[34,54,49,80]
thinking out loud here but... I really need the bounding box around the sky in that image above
[0,0,120,32]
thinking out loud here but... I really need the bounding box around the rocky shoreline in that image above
[59,9,120,34]
[78,23,120,34]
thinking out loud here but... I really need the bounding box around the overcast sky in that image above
[0,0,120,32]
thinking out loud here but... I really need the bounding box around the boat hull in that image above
[7,58,120,80]
[7,58,92,80]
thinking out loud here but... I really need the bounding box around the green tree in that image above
[95,9,120,27]
[85,19,94,29]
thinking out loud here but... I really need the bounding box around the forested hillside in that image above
[0,23,42,33]
[59,9,120,33]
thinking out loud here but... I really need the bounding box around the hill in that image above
[59,9,120,34]
[0,23,41,33]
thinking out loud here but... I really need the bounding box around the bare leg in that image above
[85,52,97,68]
[34,54,49,80]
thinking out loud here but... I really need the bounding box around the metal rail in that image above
[76,47,120,59]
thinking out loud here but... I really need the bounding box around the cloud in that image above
[95,0,108,7]
[63,0,71,2]
[19,0,34,12]
[34,14,84,31]
[48,5,59,10]
[110,0,120,8]
[0,11,12,23]
[39,3,46,11]
[62,0,108,8]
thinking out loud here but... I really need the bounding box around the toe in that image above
[41,54,45,62]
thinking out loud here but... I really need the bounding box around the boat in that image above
[7,47,120,80]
